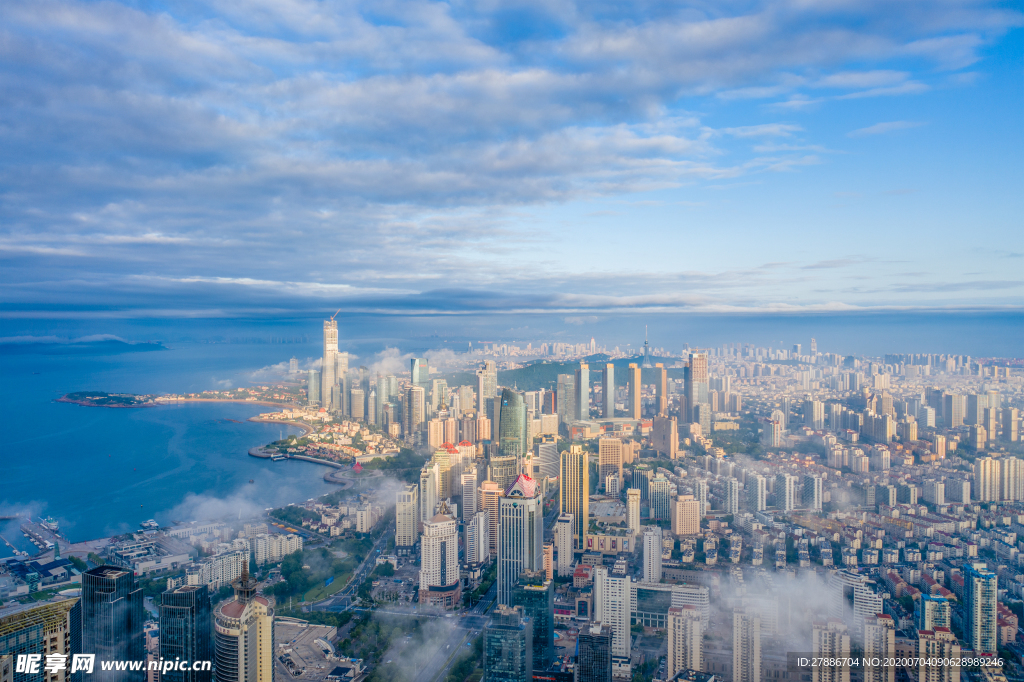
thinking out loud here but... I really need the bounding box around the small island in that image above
[57,391,158,408]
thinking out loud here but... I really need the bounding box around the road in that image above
[311,521,394,611]
[411,581,497,682]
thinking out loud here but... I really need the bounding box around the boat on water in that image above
[39,517,59,533]
[140,519,159,530]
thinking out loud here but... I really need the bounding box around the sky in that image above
[1,0,1022,321]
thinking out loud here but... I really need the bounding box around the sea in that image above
[1,310,1021,554]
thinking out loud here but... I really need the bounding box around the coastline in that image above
[57,394,301,410]
[247,416,314,436]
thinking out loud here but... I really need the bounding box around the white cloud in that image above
[847,120,926,137]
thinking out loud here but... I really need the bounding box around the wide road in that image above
[411,581,497,682]
[311,520,394,611]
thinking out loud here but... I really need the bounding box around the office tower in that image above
[0,599,82,682]
[476,360,498,417]
[627,363,642,419]
[732,608,762,682]
[626,489,641,536]
[349,388,365,420]
[576,622,613,682]
[411,357,429,388]
[810,338,817,353]
[420,501,461,609]
[671,495,700,536]
[575,362,591,421]
[1003,408,1020,442]
[775,474,795,512]
[692,403,711,437]
[213,567,273,682]
[404,385,425,440]
[827,570,883,643]
[603,363,615,419]
[811,619,850,682]
[160,585,212,682]
[917,629,960,682]
[666,606,703,679]
[917,595,950,633]
[483,605,533,682]
[693,479,708,518]
[555,513,574,576]
[466,510,490,566]
[803,475,823,511]
[395,484,419,555]
[631,465,652,500]
[489,454,519,491]
[746,474,766,512]
[511,570,554,669]
[592,566,630,658]
[863,615,895,682]
[974,457,999,502]
[307,369,321,406]
[498,388,529,460]
[804,399,824,430]
[82,566,144,682]
[685,353,709,421]
[497,475,544,607]
[533,442,559,480]
[461,472,478,521]
[430,378,448,412]
[598,438,623,487]
[724,479,740,514]
[543,543,553,581]
[419,463,439,527]
[322,319,338,411]
[480,480,503,557]
[560,446,589,552]
[943,393,964,428]
[652,416,678,459]
[963,563,997,655]
[650,475,671,519]
[366,388,376,425]
[655,360,671,413]
[557,374,576,424]
[642,527,663,583]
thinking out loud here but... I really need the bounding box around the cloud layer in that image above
[1,0,1021,316]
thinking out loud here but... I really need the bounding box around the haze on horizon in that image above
[1,0,1022,320]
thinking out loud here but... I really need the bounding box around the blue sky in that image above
[1,0,1022,319]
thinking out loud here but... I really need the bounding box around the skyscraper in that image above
[322,319,338,411]
[498,388,528,460]
[803,475,823,511]
[556,373,576,425]
[685,353,708,422]
[863,615,895,682]
[642,527,662,583]
[483,605,532,682]
[592,566,630,658]
[395,484,419,555]
[804,399,824,430]
[732,608,762,682]
[649,475,670,519]
[666,606,703,680]
[555,513,574,576]
[497,475,544,607]
[510,570,554,669]
[213,567,274,682]
[827,570,883,643]
[917,595,951,632]
[963,563,997,654]
[651,416,678,459]
[671,495,700,536]
[576,623,613,682]
[420,463,439,526]
[626,489,641,536]
[575,363,590,421]
[597,438,623,489]
[480,480,503,557]
[82,566,144,682]
[0,599,82,682]
[307,369,321,406]
[603,363,615,419]
[775,474,795,512]
[917,629,960,682]
[404,385,425,441]
[693,479,708,518]
[411,358,429,388]
[655,363,668,416]
[811,619,850,682]
[420,501,461,609]
[160,585,213,682]
[560,446,589,552]
[627,363,642,420]
[724,479,740,515]
[746,474,766,512]
[477,360,498,418]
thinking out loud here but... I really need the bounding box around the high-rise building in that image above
[655,363,668,416]
[461,472,478,521]
[724,479,740,515]
[395,484,419,555]
[917,629,960,682]
[575,363,590,421]
[0,599,82,682]
[404,385,426,440]
[732,608,761,682]
[542,543,553,581]
[480,480,503,557]
[510,570,554,669]
[499,389,529,460]
[692,403,711,438]
[555,513,574,576]
[420,464,439,527]
[803,475,823,511]
[603,364,615,419]
[557,373,576,425]
[917,595,951,633]
[420,501,461,609]
[652,416,678,459]
[1003,408,1020,442]
[643,527,662,583]
[349,388,365,420]
[627,363,642,420]
[560,446,589,552]
[650,475,671,520]
[598,438,623,488]
[943,393,964,428]
[671,495,700,536]
[827,570,882,643]
[82,566,144,682]
[576,622,613,682]
[963,563,997,655]
[483,605,532,682]
[685,353,709,422]
[307,369,321,406]
[811,619,850,682]
[693,479,708,518]
[666,606,703,680]
[465,510,490,566]
[863,615,895,682]
[592,566,630,658]
[160,585,213,682]
[322,319,338,411]
[411,357,429,388]
[626,489,641,536]
[775,474,795,512]
[974,457,999,502]
[213,567,274,682]
[746,474,766,512]
[477,361,498,418]
[497,475,544,607]
[804,399,824,431]
[489,454,519,491]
